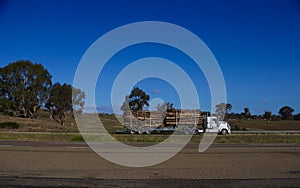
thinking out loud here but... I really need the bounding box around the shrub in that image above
[294,114,300,121]
[71,135,84,142]
[0,122,19,129]
[4,110,15,117]
[232,124,247,131]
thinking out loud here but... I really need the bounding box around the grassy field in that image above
[0,110,78,132]
[0,132,300,143]
[229,119,300,131]
[1,111,300,143]
[1,111,300,133]
[0,132,82,142]
[0,111,124,133]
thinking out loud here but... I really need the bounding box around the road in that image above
[0,141,299,187]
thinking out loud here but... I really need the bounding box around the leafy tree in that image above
[271,115,281,121]
[263,111,272,122]
[157,102,174,112]
[0,97,11,112]
[156,102,174,118]
[279,106,294,120]
[226,103,232,113]
[72,87,85,113]
[128,87,149,111]
[120,95,130,114]
[156,102,167,124]
[244,107,251,119]
[263,111,272,120]
[156,102,167,113]
[46,83,85,125]
[294,113,300,121]
[0,60,52,118]
[215,103,232,119]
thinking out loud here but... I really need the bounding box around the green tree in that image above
[279,106,294,120]
[215,103,232,119]
[294,113,300,121]
[72,87,85,113]
[120,95,130,114]
[128,87,149,111]
[263,111,272,122]
[0,60,52,118]
[226,103,232,113]
[156,102,174,121]
[157,102,174,112]
[156,102,167,113]
[244,107,251,119]
[0,98,11,112]
[46,83,85,125]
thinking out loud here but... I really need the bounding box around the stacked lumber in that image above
[164,109,202,126]
[164,109,179,126]
[123,109,202,128]
[123,110,164,128]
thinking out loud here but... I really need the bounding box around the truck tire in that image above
[221,129,228,135]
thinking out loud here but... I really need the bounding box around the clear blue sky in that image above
[0,0,300,115]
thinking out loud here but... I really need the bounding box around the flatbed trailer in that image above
[117,109,231,135]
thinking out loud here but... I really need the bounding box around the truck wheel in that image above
[221,129,228,135]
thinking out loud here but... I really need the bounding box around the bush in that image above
[0,122,19,129]
[4,110,16,117]
[231,125,239,131]
[294,114,300,121]
[242,127,248,131]
[70,135,84,142]
[232,124,247,131]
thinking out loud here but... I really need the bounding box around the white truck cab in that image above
[199,116,231,135]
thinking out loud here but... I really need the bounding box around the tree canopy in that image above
[120,95,130,113]
[0,60,52,118]
[215,103,232,119]
[127,87,150,111]
[243,107,251,119]
[263,111,272,121]
[46,83,85,125]
[0,60,85,126]
[279,106,294,120]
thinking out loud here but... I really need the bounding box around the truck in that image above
[197,116,231,135]
[117,109,231,135]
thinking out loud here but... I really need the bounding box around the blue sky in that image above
[0,0,300,115]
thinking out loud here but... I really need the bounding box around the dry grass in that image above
[1,110,300,137]
[0,132,81,142]
[214,134,300,144]
[229,119,300,130]
[1,110,299,143]
[0,110,78,132]
[1,132,299,144]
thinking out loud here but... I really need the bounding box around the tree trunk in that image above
[59,113,65,125]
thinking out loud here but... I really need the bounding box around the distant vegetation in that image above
[121,86,150,113]
[213,103,300,131]
[0,60,85,125]
[214,103,300,122]
[0,122,19,129]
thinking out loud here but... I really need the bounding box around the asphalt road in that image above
[0,141,299,187]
